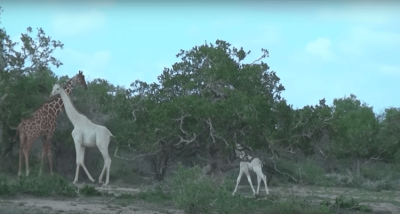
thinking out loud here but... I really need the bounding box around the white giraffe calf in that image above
[232,143,269,196]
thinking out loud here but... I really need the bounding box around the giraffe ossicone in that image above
[50,83,113,185]
[16,71,87,177]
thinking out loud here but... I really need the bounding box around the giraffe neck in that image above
[63,76,78,95]
[49,75,79,116]
[58,87,84,127]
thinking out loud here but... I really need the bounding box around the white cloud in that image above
[379,65,400,76]
[52,11,106,37]
[305,38,335,60]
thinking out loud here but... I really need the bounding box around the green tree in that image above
[112,40,286,180]
[331,94,379,175]
[0,7,63,155]
[376,107,400,163]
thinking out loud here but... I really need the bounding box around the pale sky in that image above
[1,0,399,113]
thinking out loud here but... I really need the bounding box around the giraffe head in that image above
[75,71,87,90]
[62,70,88,95]
[235,143,245,159]
[73,70,88,90]
[50,84,62,97]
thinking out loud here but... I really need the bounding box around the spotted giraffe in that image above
[16,71,87,176]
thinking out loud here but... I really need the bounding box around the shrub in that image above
[13,175,76,197]
[0,175,75,197]
[0,176,14,196]
[169,164,331,214]
[79,185,101,196]
[298,159,326,185]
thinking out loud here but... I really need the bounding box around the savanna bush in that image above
[168,164,331,214]
[0,175,75,197]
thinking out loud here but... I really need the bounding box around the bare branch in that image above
[131,109,137,123]
[250,55,264,65]
[272,162,298,183]
[113,146,159,162]
[174,114,191,136]
[317,147,328,161]
[361,149,386,166]
[205,118,228,146]
[174,134,197,146]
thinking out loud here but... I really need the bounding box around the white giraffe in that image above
[232,143,269,196]
[50,84,113,185]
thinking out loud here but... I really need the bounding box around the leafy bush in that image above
[334,195,372,212]
[13,175,76,197]
[0,176,14,196]
[298,159,326,185]
[169,164,331,214]
[135,185,172,202]
[0,175,75,197]
[79,185,101,196]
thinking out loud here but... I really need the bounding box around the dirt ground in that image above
[0,184,400,214]
[286,185,400,214]
[0,185,183,214]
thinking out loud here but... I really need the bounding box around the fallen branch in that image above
[113,146,160,162]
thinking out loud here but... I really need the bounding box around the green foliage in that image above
[333,195,372,212]
[14,175,76,197]
[376,107,400,162]
[321,195,372,213]
[0,12,63,155]
[332,94,379,159]
[170,164,217,213]
[0,175,75,197]
[269,198,330,214]
[298,159,326,185]
[79,185,101,196]
[135,185,172,202]
[0,176,13,196]
[101,40,289,180]
[169,164,330,214]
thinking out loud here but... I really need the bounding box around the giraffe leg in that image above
[47,146,53,176]
[244,169,256,195]
[256,173,261,195]
[74,145,95,183]
[23,141,33,177]
[73,144,81,184]
[39,136,47,176]
[18,140,24,177]
[98,154,111,185]
[254,166,269,195]
[43,134,53,176]
[232,167,244,196]
[97,138,111,185]
[73,163,80,184]
[263,174,269,195]
[18,133,24,177]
